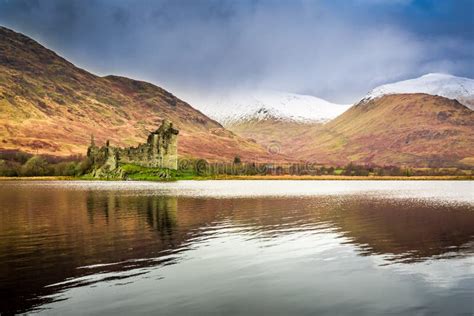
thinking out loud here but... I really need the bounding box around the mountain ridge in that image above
[1,25,473,167]
[291,93,474,167]
[362,73,474,109]
[0,26,282,162]
[185,90,351,125]
[225,74,474,166]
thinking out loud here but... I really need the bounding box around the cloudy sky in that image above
[0,0,473,103]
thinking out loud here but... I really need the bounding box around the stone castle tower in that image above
[87,120,179,177]
[141,120,179,169]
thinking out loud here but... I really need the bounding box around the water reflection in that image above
[0,182,473,314]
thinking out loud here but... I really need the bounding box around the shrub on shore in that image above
[0,152,93,177]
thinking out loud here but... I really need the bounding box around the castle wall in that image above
[87,120,179,177]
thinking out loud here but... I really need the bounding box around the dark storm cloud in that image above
[0,0,472,103]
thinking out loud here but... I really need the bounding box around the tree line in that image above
[0,151,470,177]
[181,158,471,177]
[0,151,92,177]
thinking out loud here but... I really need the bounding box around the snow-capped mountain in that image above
[363,73,474,109]
[185,90,351,125]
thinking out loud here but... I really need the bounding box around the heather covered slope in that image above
[293,94,474,167]
[227,119,322,157]
[0,26,276,162]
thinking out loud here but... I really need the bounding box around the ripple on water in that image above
[0,180,473,315]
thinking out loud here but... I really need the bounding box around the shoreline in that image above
[211,175,473,181]
[0,175,472,181]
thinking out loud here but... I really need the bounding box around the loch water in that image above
[0,180,473,315]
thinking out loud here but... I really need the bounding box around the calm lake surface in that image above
[1,180,473,315]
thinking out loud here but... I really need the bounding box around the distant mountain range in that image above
[291,93,474,166]
[363,73,474,109]
[185,90,350,124]
[0,25,473,167]
[221,74,474,167]
[189,73,474,126]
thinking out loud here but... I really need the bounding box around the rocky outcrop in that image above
[87,120,178,178]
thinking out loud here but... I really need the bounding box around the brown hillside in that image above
[227,119,322,157]
[0,26,280,162]
[224,93,474,167]
[292,94,474,167]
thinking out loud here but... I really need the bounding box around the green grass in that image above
[80,163,473,182]
[121,163,176,181]
[119,163,213,181]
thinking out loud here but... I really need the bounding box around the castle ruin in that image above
[87,120,179,178]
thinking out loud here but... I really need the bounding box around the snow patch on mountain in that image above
[363,73,474,109]
[184,90,351,125]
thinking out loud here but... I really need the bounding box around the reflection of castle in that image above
[87,120,179,177]
[144,196,178,235]
[86,193,179,235]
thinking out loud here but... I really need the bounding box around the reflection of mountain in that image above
[321,199,474,262]
[0,187,473,314]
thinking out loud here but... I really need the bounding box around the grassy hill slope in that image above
[293,94,474,167]
[0,26,279,162]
